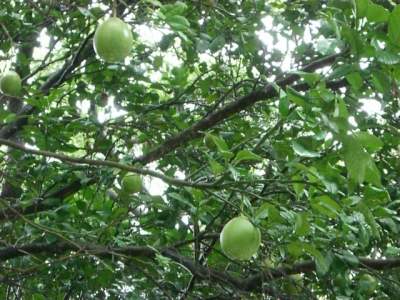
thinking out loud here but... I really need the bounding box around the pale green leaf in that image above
[233,149,263,164]
[389,5,400,46]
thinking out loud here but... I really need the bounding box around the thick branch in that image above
[243,257,400,290]
[134,53,348,165]
[1,241,399,293]
[0,178,92,222]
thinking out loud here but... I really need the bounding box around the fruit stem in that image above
[112,0,117,17]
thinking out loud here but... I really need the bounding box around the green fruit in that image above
[358,274,378,295]
[93,17,133,62]
[121,173,142,194]
[220,216,261,260]
[0,71,21,97]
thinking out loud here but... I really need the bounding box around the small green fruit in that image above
[93,17,133,62]
[358,274,378,295]
[220,216,261,260]
[0,71,21,97]
[121,173,142,194]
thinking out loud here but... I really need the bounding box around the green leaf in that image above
[286,87,307,107]
[388,6,400,46]
[279,96,290,117]
[233,149,263,164]
[310,195,341,218]
[355,0,368,18]
[287,241,305,258]
[168,192,195,210]
[346,72,363,91]
[294,212,310,236]
[364,185,390,206]
[209,35,226,52]
[366,2,389,23]
[291,71,321,86]
[354,132,383,153]
[160,1,188,17]
[304,246,332,275]
[376,50,400,65]
[334,98,349,119]
[212,135,229,152]
[363,156,381,187]
[358,203,381,238]
[292,175,305,198]
[292,141,320,158]
[336,250,359,266]
[32,294,46,300]
[341,134,380,186]
[3,113,16,123]
[209,159,224,175]
[166,15,190,31]
[371,70,391,94]
[255,203,283,223]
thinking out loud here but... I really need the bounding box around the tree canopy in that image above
[1,0,400,299]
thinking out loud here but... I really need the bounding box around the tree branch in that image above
[0,33,95,140]
[1,241,399,293]
[0,178,92,222]
[0,138,216,189]
[133,52,348,165]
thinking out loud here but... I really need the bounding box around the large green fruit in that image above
[358,274,378,295]
[220,216,261,260]
[0,71,21,97]
[93,17,133,62]
[121,173,142,194]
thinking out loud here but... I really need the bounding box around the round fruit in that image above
[121,173,142,194]
[0,71,21,97]
[93,17,133,62]
[220,216,261,260]
[358,274,378,295]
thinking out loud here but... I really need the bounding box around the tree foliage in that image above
[0,0,400,299]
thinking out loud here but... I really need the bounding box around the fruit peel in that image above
[94,17,133,63]
[220,215,261,260]
[0,71,21,97]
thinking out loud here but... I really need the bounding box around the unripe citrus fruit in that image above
[121,173,142,194]
[93,17,133,62]
[220,216,261,260]
[0,71,21,97]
